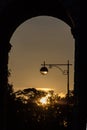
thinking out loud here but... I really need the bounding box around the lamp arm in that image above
[53,65,67,75]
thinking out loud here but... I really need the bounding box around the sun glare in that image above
[36,87,53,92]
[40,97,48,105]
[36,93,51,106]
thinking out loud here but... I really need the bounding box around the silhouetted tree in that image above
[5,85,74,130]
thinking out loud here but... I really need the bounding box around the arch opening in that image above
[9,16,75,95]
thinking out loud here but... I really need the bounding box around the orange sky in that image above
[9,16,75,95]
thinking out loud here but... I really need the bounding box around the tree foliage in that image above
[6,86,74,130]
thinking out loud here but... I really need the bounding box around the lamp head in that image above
[40,66,48,75]
[40,61,48,75]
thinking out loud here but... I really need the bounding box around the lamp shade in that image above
[40,66,48,75]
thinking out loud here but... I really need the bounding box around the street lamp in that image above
[40,61,48,75]
[40,60,72,100]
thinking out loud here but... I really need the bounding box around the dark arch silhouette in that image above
[0,1,86,130]
[0,0,74,42]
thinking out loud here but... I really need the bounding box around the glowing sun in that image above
[39,97,48,105]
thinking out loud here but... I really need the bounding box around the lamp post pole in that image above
[67,60,70,104]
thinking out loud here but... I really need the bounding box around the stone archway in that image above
[0,1,86,130]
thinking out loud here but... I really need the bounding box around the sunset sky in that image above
[8,16,75,95]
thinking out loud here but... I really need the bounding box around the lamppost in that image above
[40,60,72,128]
[40,60,72,100]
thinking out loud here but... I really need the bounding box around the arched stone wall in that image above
[0,0,86,130]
